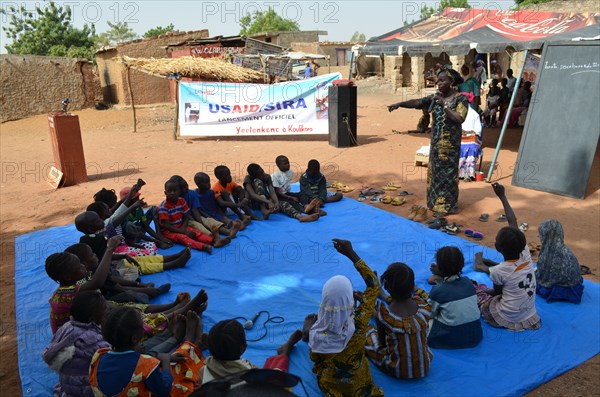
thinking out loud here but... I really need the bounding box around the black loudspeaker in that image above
[328,85,357,148]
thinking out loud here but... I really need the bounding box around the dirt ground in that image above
[1,82,598,395]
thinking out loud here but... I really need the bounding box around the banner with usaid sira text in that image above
[178,72,341,137]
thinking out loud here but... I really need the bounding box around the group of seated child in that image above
[41,150,583,396]
[43,155,345,396]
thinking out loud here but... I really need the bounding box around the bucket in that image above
[475,172,484,182]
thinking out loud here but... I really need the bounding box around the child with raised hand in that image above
[89,304,208,397]
[199,319,302,384]
[272,155,322,219]
[427,247,483,349]
[305,239,383,397]
[299,159,342,210]
[171,175,241,240]
[75,210,190,277]
[43,290,110,397]
[46,236,122,334]
[159,179,227,253]
[365,263,433,379]
[213,165,259,221]
[474,182,541,331]
[194,172,250,231]
[119,185,173,250]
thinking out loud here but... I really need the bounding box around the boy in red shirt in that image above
[159,179,229,253]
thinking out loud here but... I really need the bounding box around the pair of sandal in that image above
[427,217,447,230]
[360,187,384,196]
[381,196,406,206]
[330,181,354,193]
[465,228,484,240]
[382,182,402,191]
[479,213,507,222]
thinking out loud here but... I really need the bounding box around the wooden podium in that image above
[47,112,88,187]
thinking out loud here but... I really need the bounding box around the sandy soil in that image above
[1,83,598,395]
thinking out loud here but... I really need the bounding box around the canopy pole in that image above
[486,49,528,182]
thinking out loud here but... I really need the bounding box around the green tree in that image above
[350,31,366,42]
[515,0,556,8]
[421,0,472,19]
[239,8,300,36]
[1,1,96,59]
[143,23,175,38]
[97,21,137,47]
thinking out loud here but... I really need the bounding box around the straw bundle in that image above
[119,56,264,82]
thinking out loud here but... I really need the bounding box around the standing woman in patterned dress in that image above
[388,68,469,217]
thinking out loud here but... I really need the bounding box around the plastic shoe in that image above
[407,205,419,220]
[413,206,429,222]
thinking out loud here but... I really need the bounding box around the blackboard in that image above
[513,42,600,199]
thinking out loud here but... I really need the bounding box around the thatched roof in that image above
[119,55,264,82]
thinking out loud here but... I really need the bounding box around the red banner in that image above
[382,8,599,42]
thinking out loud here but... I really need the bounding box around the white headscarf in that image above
[309,275,356,354]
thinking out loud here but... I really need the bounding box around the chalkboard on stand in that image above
[513,41,600,199]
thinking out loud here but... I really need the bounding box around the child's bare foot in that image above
[298,213,319,223]
[185,310,199,343]
[302,313,318,342]
[180,289,208,314]
[192,312,204,346]
[157,240,173,249]
[210,225,225,247]
[250,213,262,221]
[240,216,251,230]
[169,313,186,342]
[214,236,231,248]
[169,248,191,268]
[176,292,191,304]
[261,206,272,220]
[277,330,303,356]
[474,252,489,274]
[201,244,212,254]
[147,283,171,298]
[304,198,319,214]
[228,221,242,238]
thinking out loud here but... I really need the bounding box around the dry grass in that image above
[119,56,264,83]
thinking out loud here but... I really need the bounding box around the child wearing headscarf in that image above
[305,239,383,397]
[536,219,584,303]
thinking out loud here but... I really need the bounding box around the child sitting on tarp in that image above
[198,319,302,385]
[119,184,174,249]
[159,178,227,253]
[194,172,250,231]
[89,304,207,397]
[75,210,190,277]
[473,183,542,331]
[365,263,433,379]
[46,236,121,334]
[170,175,241,239]
[243,163,280,220]
[304,239,383,396]
[212,165,259,221]
[299,159,342,209]
[271,155,322,221]
[427,247,483,349]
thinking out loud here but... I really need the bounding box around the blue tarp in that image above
[16,197,600,396]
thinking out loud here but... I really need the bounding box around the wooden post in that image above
[173,79,179,140]
[126,67,137,133]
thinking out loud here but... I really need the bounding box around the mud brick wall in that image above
[0,54,99,122]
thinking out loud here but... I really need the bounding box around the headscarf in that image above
[309,275,355,354]
[536,219,582,288]
[438,67,464,87]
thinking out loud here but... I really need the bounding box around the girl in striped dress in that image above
[365,263,433,379]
